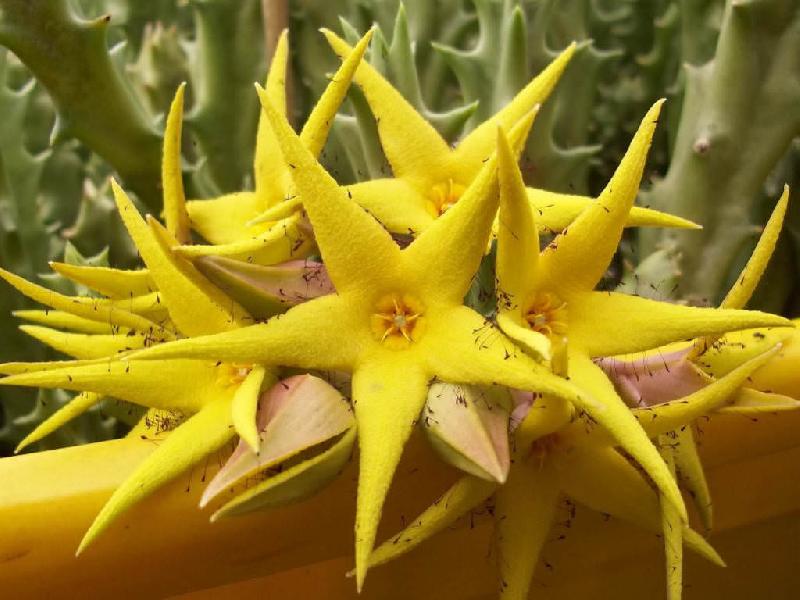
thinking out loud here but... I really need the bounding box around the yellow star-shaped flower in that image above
[322,30,699,239]
[493,99,787,370]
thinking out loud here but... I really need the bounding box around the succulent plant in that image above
[0,2,797,598]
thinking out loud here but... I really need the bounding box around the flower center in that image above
[216,362,253,388]
[528,433,561,466]
[523,292,568,337]
[371,294,425,348]
[426,179,467,217]
[523,292,569,375]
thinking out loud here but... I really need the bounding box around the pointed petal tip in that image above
[507,105,540,151]
[346,25,375,63]
[548,41,578,63]
[355,564,367,593]
[75,530,93,557]
[319,27,337,42]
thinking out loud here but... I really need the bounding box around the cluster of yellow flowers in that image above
[0,27,796,599]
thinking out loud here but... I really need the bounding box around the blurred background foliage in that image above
[0,0,797,453]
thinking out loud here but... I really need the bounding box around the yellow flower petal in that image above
[230,365,268,453]
[0,358,109,376]
[698,326,796,388]
[369,476,497,569]
[556,444,657,526]
[247,195,303,226]
[19,325,148,359]
[112,179,250,336]
[254,29,290,194]
[48,263,155,299]
[496,311,552,361]
[299,28,374,158]
[13,309,122,334]
[495,460,560,600]
[633,345,780,438]
[187,192,270,245]
[514,394,574,447]
[174,212,315,266]
[527,188,700,232]
[534,100,664,298]
[0,267,170,338]
[351,358,428,592]
[256,86,403,294]
[690,186,791,359]
[454,43,576,174]
[0,358,232,413]
[76,394,235,555]
[322,28,452,185]
[347,178,434,236]
[569,291,791,357]
[658,438,684,600]
[496,122,539,305]
[671,428,713,530]
[162,83,191,244]
[126,294,364,372]
[98,291,169,322]
[568,351,687,522]
[15,392,102,453]
[721,184,790,310]
[556,444,722,566]
[720,387,800,413]
[697,327,792,376]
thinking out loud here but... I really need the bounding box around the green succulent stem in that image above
[639,0,800,306]
[0,0,163,209]
[185,0,264,195]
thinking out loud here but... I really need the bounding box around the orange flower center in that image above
[523,292,568,337]
[427,179,467,217]
[216,362,253,388]
[524,292,569,375]
[370,294,425,348]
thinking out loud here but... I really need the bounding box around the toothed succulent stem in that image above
[0,0,163,208]
[638,0,800,306]
[184,0,265,194]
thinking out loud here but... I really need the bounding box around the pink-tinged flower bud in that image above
[202,374,355,517]
[194,256,335,319]
[422,382,512,483]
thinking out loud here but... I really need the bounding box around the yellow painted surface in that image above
[0,411,798,599]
